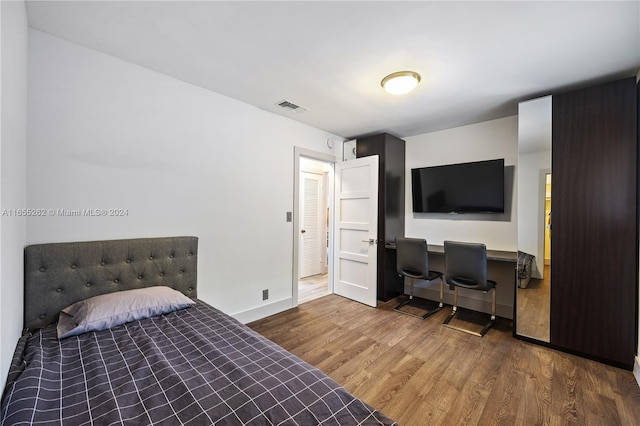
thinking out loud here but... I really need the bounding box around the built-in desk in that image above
[385,243,517,319]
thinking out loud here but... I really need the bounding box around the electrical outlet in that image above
[262,289,269,300]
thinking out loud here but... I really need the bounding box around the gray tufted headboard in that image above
[24,236,198,331]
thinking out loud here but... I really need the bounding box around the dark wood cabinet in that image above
[551,77,638,369]
[356,133,405,301]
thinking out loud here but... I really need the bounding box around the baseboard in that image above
[231,297,293,324]
[634,356,640,388]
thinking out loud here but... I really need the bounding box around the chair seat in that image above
[450,276,496,291]
[426,270,444,281]
[401,268,443,281]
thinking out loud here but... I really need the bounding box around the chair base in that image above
[443,309,495,337]
[442,286,496,337]
[394,297,443,319]
[394,276,444,320]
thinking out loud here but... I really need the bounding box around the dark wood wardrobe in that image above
[356,133,406,301]
[551,77,638,369]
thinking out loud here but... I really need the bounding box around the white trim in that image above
[231,297,293,324]
[293,147,337,308]
[634,356,640,388]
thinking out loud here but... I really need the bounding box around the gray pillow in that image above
[57,286,195,339]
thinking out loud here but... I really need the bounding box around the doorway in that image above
[299,159,329,304]
[292,148,336,307]
[544,173,551,267]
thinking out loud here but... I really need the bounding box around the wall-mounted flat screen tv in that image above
[411,159,505,213]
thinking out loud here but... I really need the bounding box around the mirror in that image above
[516,95,552,342]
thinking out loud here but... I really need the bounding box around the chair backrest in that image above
[395,237,429,279]
[443,241,490,290]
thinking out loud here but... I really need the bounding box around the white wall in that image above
[27,30,341,322]
[405,116,518,249]
[403,116,518,317]
[0,0,28,389]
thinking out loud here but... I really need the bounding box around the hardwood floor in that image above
[298,273,329,304]
[516,265,550,341]
[248,294,640,426]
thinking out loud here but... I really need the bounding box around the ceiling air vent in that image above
[275,99,308,114]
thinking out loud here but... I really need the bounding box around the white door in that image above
[333,155,379,307]
[299,171,325,278]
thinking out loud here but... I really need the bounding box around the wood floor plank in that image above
[360,354,426,411]
[510,343,553,425]
[248,294,640,426]
[382,362,449,425]
[614,370,640,425]
[444,334,511,425]
[550,351,580,424]
[313,334,376,374]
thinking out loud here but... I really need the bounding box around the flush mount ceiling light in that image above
[381,71,421,95]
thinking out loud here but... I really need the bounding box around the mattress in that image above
[1,300,395,425]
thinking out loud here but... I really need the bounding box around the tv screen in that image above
[411,159,505,213]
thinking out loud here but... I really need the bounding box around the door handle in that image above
[361,238,376,245]
[301,229,306,233]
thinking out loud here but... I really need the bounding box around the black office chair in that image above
[442,241,497,336]
[394,237,444,319]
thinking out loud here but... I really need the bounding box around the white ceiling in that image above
[25,1,640,139]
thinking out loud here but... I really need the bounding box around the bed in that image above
[1,236,396,425]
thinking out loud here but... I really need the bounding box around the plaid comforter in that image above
[1,300,395,425]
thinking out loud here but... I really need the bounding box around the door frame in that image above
[542,171,551,268]
[538,168,551,278]
[293,147,337,307]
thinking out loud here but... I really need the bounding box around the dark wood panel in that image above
[551,77,637,368]
[382,134,405,245]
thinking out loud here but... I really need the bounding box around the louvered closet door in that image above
[299,171,324,278]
